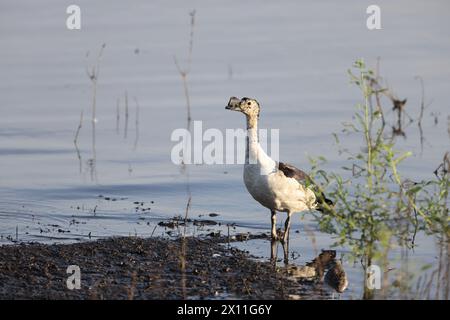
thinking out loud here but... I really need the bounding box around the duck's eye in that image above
[247,102,251,106]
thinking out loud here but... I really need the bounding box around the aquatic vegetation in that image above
[308,59,449,299]
[414,152,449,299]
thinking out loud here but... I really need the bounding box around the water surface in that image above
[1,0,449,299]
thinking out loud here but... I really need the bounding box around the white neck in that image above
[246,126,259,165]
[245,115,276,174]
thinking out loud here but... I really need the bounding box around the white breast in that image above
[244,163,275,209]
[243,144,316,213]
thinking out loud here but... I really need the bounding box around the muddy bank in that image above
[0,236,337,300]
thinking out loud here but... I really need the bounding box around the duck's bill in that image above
[225,96,241,111]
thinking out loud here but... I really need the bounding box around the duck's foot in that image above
[272,229,290,244]
[276,228,286,243]
[271,228,282,242]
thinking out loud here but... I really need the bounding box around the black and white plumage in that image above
[225,96,332,244]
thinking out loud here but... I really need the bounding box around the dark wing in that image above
[278,162,334,212]
[278,162,310,183]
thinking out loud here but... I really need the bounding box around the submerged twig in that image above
[73,110,84,173]
[133,97,140,151]
[175,10,196,299]
[415,76,433,154]
[116,97,120,135]
[124,91,129,139]
[85,43,106,183]
[174,57,192,128]
[174,9,196,130]
[180,196,192,299]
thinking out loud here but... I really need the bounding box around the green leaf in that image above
[394,151,412,164]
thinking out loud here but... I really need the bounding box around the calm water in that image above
[1,0,449,299]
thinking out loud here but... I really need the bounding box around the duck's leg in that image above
[282,211,292,244]
[270,238,277,263]
[282,241,289,265]
[270,210,277,240]
[282,211,293,265]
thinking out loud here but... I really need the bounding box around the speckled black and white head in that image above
[226,97,260,128]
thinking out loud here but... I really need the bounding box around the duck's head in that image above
[225,97,260,118]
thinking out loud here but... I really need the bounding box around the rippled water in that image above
[1,0,449,299]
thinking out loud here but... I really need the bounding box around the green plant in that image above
[308,59,437,299]
[415,153,449,299]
